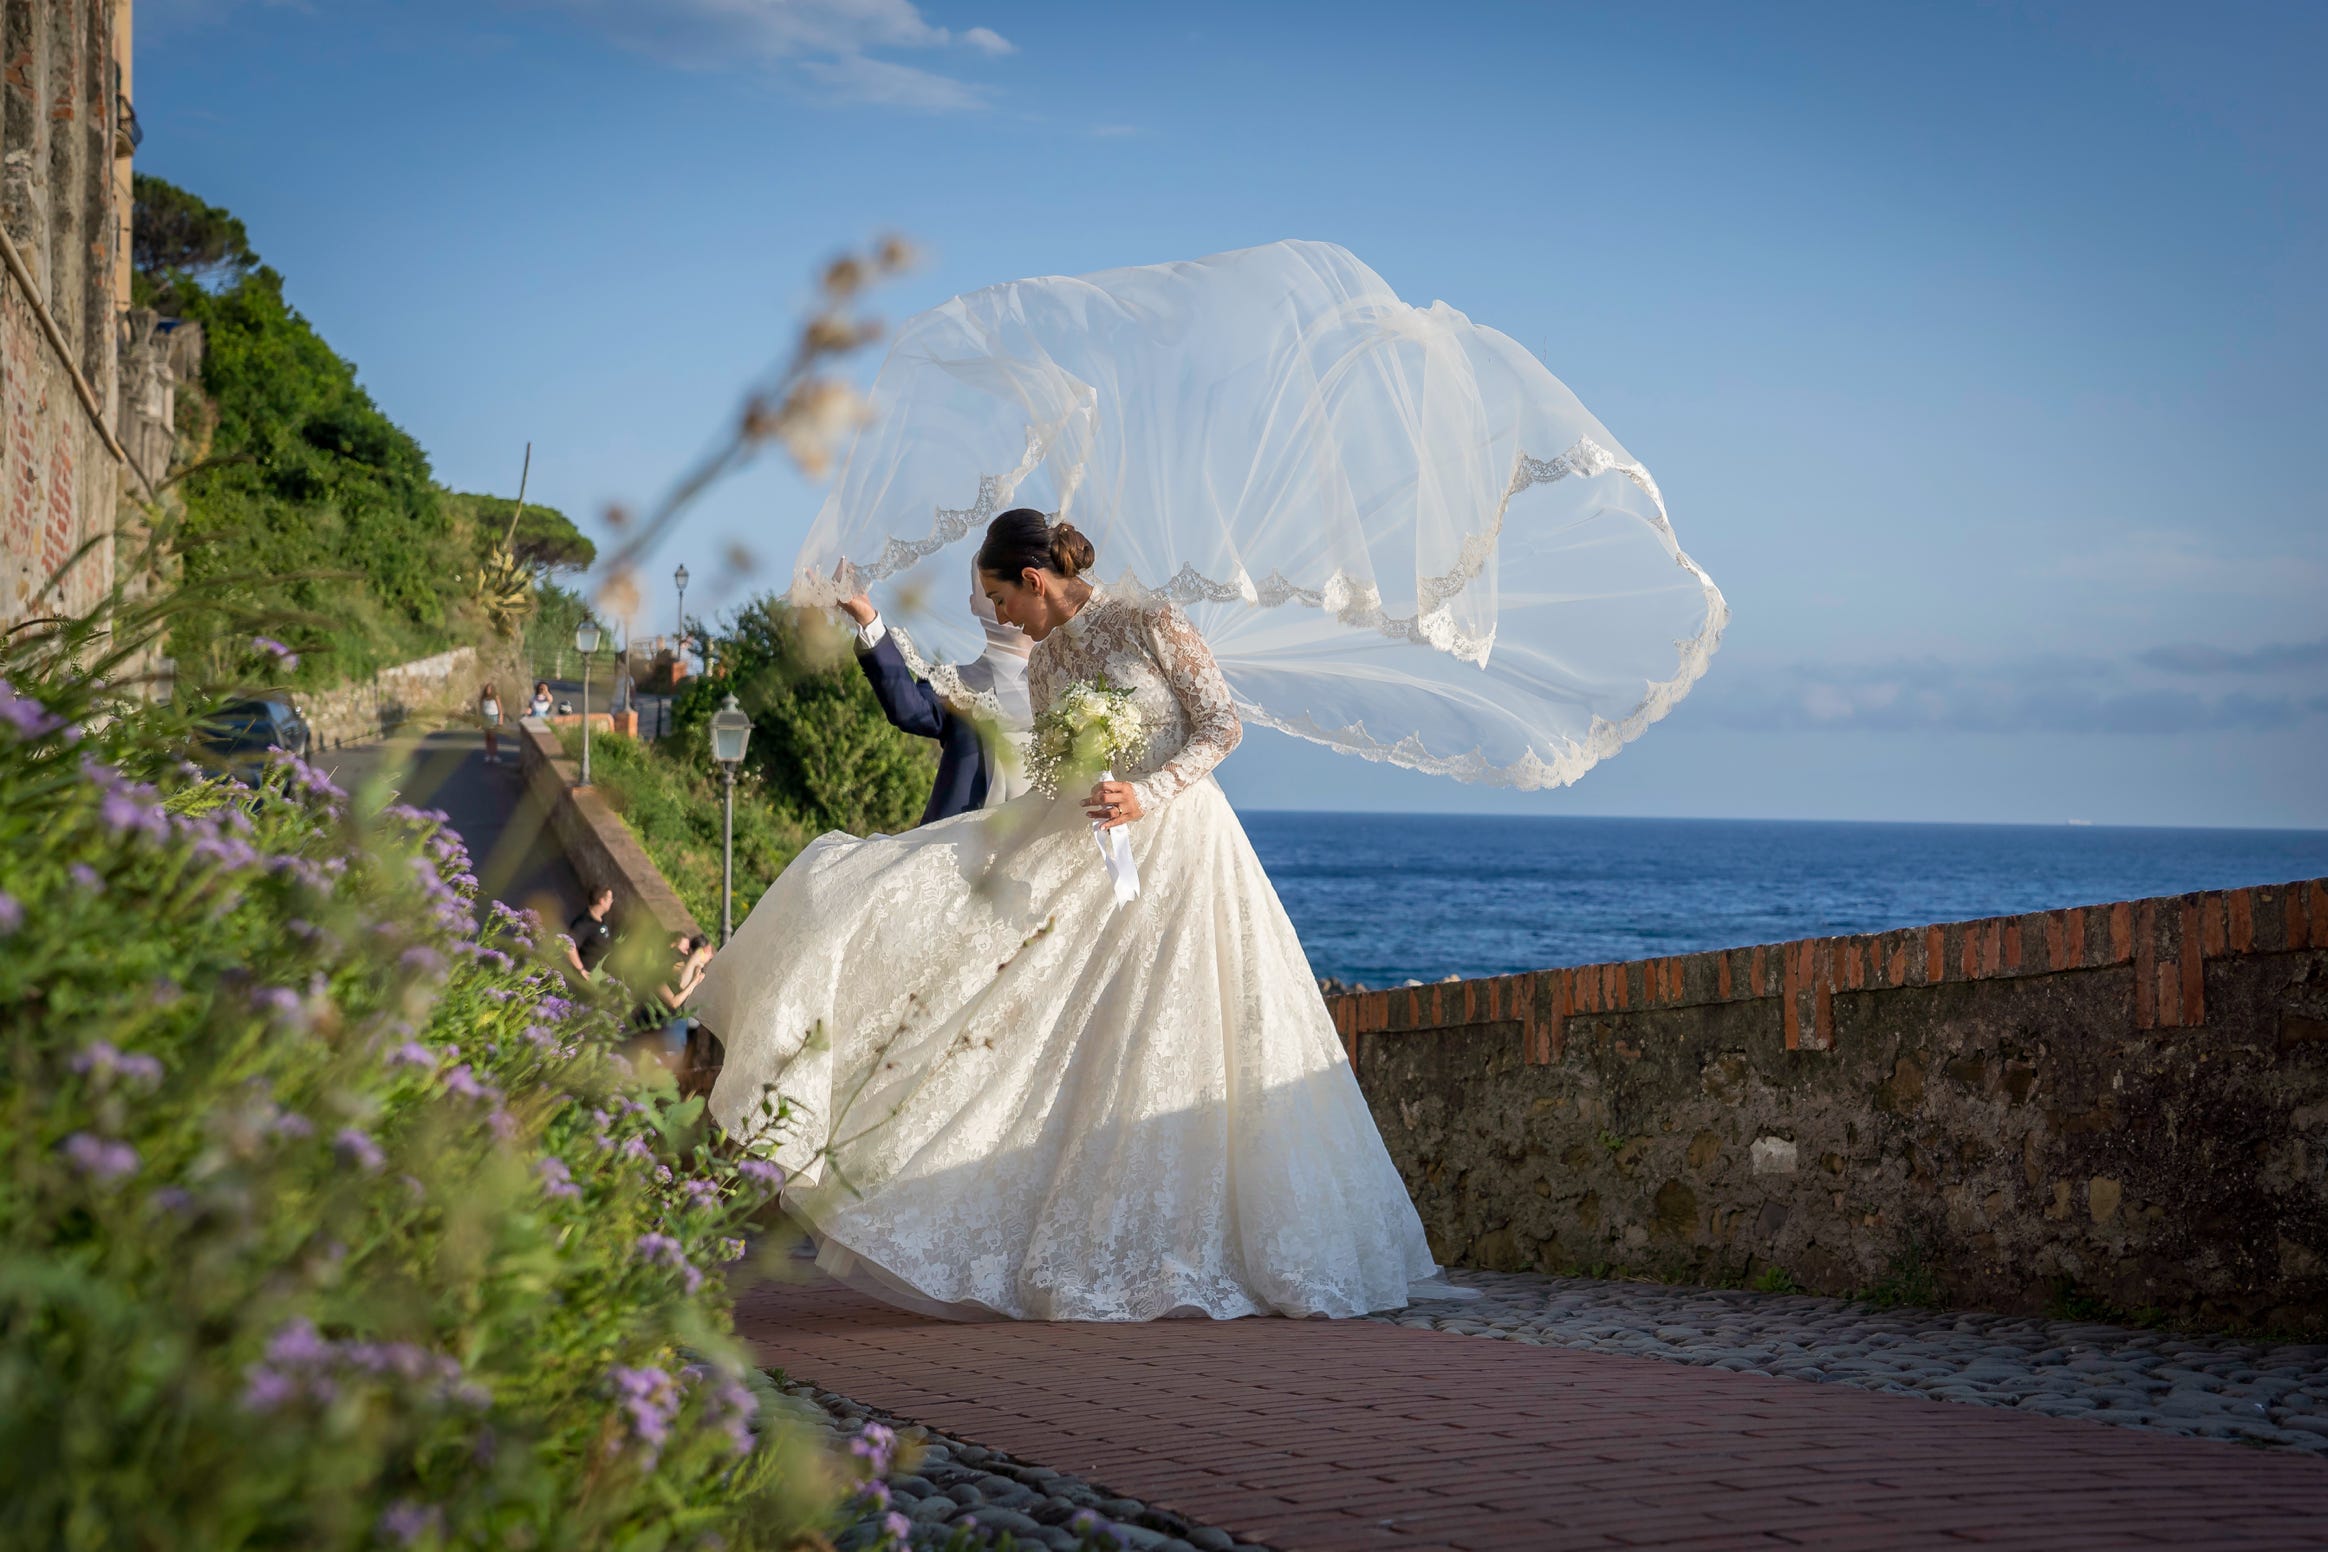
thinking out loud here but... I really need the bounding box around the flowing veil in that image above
[792,240,1726,789]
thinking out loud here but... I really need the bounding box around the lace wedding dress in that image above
[694,587,1447,1321]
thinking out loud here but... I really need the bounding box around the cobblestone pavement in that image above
[1371,1270,2328,1453]
[783,1378,1265,1552]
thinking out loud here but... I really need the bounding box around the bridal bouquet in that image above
[1026,676,1145,797]
[1027,677,1145,906]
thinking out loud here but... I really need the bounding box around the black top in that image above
[568,910,615,971]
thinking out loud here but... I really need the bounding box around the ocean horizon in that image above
[1239,811,2328,989]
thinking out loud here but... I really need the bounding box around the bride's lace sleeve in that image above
[1132,601,1242,812]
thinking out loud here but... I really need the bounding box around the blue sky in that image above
[138,1,2328,827]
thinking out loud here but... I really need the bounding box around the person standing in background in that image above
[478,683,503,765]
[529,681,553,719]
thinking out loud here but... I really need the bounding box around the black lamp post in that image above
[673,563,690,673]
[709,693,753,945]
[575,617,601,787]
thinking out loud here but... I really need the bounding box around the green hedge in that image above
[0,652,845,1549]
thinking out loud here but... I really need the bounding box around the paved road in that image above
[738,1275,2328,1551]
[319,727,584,929]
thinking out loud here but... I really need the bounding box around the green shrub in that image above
[0,646,843,1549]
[670,600,933,842]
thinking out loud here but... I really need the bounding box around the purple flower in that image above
[150,1185,195,1216]
[334,1127,385,1172]
[0,892,21,936]
[635,1232,703,1292]
[70,1040,120,1075]
[855,1480,891,1511]
[269,1110,314,1140]
[62,1132,138,1181]
[442,1064,496,1103]
[608,1364,681,1458]
[266,1317,332,1368]
[881,1511,912,1545]
[241,1365,298,1413]
[252,636,300,669]
[679,1177,723,1211]
[378,1501,440,1547]
[718,1236,747,1262]
[737,1157,785,1191]
[389,1041,435,1069]
[68,862,102,893]
[622,1135,654,1164]
[536,1156,581,1201]
[848,1420,897,1472]
[250,985,303,1023]
[487,1108,517,1141]
[398,945,446,978]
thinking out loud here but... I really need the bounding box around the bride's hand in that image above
[1085,780,1143,830]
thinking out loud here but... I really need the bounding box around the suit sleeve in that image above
[855,632,951,740]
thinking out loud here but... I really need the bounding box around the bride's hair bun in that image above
[978,507,1100,582]
[1046,520,1096,579]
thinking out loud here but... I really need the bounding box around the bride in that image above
[698,507,1446,1321]
[692,239,1725,1322]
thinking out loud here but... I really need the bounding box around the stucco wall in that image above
[1329,879,2328,1333]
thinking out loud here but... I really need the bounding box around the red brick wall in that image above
[1328,879,2328,1065]
[2,279,115,623]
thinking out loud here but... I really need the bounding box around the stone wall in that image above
[514,715,699,943]
[1328,879,2328,1333]
[300,645,480,750]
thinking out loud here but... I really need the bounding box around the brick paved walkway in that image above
[736,1277,2328,1551]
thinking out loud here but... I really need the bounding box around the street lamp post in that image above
[575,617,601,787]
[708,692,753,945]
[673,563,690,669]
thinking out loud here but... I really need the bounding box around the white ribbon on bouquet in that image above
[1090,768,1140,906]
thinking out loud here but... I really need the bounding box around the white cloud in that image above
[797,50,988,110]
[527,0,1014,107]
[1691,648,2328,736]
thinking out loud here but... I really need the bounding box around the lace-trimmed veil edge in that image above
[790,433,1728,793]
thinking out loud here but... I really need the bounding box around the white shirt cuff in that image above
[855,614,887,651]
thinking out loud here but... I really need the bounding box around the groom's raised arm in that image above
[853,627,950,741]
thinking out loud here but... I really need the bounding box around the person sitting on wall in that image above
[834,557,1035,824]
[564,886,616,980]
[631,932,716,1074]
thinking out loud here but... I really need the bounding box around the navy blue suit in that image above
[855,632,990,825]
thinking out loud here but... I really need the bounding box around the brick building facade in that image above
[1,0,167,633]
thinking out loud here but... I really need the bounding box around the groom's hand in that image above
[1086,780,1143,830]
[837,593,876,627]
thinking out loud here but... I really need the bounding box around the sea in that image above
[1240,813,2328,989]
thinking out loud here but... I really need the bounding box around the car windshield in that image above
[201,702,281,752]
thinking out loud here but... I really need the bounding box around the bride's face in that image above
[980,567,1070,640]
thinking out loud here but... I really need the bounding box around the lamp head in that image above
[709,692,752,766]
[575,618,602,655]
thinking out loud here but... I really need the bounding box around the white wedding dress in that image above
[695,587,1447,1321]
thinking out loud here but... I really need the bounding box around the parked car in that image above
[195,694,311,776]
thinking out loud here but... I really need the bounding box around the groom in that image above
[836,579,1031,825]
